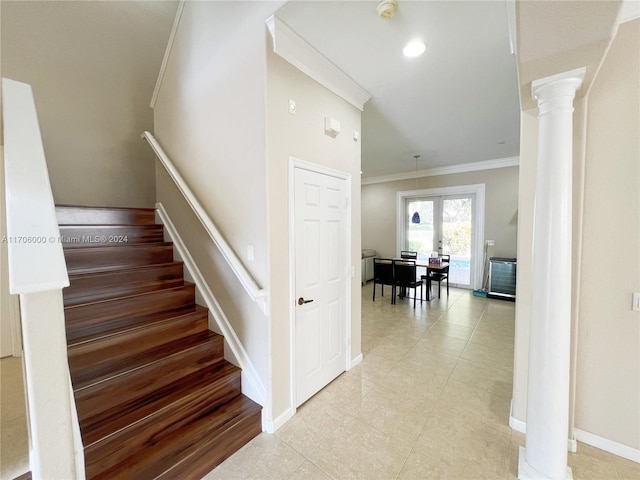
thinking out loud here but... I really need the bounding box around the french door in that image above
[404,194,475,288]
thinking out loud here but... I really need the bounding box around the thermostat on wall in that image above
[324,117,341,137]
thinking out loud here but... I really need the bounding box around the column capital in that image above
[532,67,586,102]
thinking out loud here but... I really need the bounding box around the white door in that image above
[294,167,347,407]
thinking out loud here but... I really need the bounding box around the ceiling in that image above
[276,1,521,180]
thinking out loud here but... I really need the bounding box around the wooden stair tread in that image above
[64,282,197,341]
[71,330,222,391]
[67,261,182,277]
[64,262,185,306]
[82,366,242,480]
[67,304,207,348]
[68,309,210,388]
[93,395,262,480]
[82,362,240,446]
[74,332,225,422]
[64,242,175,271]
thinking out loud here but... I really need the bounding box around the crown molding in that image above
[266,15,371,111]
[361,156,520,185]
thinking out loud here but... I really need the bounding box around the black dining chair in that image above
[373,258,395,303]
[422,254,450,299]
[400,250,418,260]
[393,259,423,308]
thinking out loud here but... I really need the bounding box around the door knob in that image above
[298,297,314,305]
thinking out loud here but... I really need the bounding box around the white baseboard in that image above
[574,428,640,463]
[348,352,363,369]
[263,406,294,434]
[509,400,639,463]
[156,203,267,409]
[509,399,527,434]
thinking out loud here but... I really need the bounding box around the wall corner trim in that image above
[150,1,186,109]
[263,406,294,434]
[266,15,371,111]
[348,353,363,369]
[509,399,527,434]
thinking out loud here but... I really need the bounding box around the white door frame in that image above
[288,157,352,412]
[396,184,485,290]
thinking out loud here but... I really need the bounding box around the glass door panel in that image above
[442,196,473,287]
[406,198,437,260]
[404,194,475,288]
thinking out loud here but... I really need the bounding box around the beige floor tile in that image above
[397,450,468,480]
[397,349,460,379]
[450,358,513,397]
[568,451,620,480]
[304,418,412,480]
[0,357,30,480]
[460,342,514,372]
[382,359,452,397]
[438,312,482,328]
[285,460,332,480]
[337,382,434,448]
[412,333,469,357]
[432,380,512,428]
[313,370,376,409]
[468,328,515,350]
[614,455,640,480]
[347,352,400,384]
[275,397,356,456]
[201,433,305,480]
[429,321,475,341]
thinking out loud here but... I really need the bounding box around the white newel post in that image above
[20,291,80,480]
[518,67,585,480]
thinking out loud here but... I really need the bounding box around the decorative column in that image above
[518,67,585,480]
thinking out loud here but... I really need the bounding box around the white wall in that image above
[1,1,176,207]
[266,40,363,419]
[152,1,284,415]
[152,1,362,425]
[361,167,519,259]
[574,18,639,451]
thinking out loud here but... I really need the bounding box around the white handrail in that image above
[142,131,268,314]
[2,78,69,293]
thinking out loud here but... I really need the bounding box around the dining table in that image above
[416,261,449,301]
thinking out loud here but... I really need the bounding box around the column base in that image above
[518,447,573,480]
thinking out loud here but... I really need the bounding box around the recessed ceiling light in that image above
[403,40,426,57]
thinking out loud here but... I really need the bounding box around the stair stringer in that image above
[155,203,268,425]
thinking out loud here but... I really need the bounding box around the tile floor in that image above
[205,284,639,480]
[0,356,29,480]
[1,284,638,479]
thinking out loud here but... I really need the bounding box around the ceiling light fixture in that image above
[403,40,426,58]
[411,155,421,224]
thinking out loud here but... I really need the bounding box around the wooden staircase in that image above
[57,205,262,479]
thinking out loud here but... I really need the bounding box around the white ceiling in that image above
[276,1,521,179]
